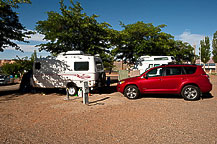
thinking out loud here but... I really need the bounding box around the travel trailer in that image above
[32,51,106,96]
[134,56,175,74]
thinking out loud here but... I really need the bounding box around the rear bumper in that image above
[200,83,212,93]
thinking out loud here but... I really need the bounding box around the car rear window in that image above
[183,67,197,74]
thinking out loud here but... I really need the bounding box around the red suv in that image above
[117,64,212,101]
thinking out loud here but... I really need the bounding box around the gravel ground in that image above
[0,76,217,144]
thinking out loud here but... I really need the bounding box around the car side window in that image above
[165,67,182,76]
[183,67,197,74]
[146,67,163,78]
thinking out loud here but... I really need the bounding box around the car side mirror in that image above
[142,74,148,79]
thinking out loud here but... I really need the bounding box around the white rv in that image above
[32,51,106,95]
[134,56,175,74]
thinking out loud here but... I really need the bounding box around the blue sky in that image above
[1,0,217,59]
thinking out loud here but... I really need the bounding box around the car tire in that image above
[124,85,140,99]
[181,85,200,101]
[67,86,78,96]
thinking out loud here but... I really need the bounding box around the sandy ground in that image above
[0,76,217,143]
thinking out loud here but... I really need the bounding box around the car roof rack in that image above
[161,63,197,66]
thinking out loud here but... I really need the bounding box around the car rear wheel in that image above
[181,85,200,101]
[124,85,140,99]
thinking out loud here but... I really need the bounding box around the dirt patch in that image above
[0,76,217,143]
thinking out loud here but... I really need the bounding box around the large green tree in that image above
[0,0,32,52]
[36,0,112,56]
[212,31,217,63]
[200,36,211,64]
[36,0,115,69]
[171,40,194,63]
[111,21,194,64]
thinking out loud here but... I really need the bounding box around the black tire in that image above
[181,85,200,101]
[124,85,140,99]
[67,86,78,96]
[98,72,106,87]
[19,70,33,93]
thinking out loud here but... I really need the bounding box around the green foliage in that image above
[0,0,33,52]
[200,36,211,64]
[35,0,114,69]
[36,0,112,55]
[0,0,31,8]
[111,21,194,64]
[212,31,217,63]
[1,62,20,75]
[1,57,33,75]
[172,41,194,63]
[1,51,36,75]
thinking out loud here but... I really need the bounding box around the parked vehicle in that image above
[0,75,10,85]
[117,64,212,101]
[134,56,175,74]
[32,51,106,95]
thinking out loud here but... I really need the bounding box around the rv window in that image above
[148,64,153,68]
[35,62,41,70]
[154,57,168,60]
[154,64,160,67]
[74,62,89,71]
[96,61,103,71]
[171,57,175,60]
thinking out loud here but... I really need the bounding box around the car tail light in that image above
[202,74,209,79]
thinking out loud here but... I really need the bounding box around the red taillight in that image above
[202,74,209,79]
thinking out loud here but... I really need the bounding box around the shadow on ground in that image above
[0,83,214,102]
[91,86,117,95]
[139,93,214,100]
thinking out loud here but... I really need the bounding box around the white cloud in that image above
[7,44,38,52]
[19,44,38,52]
[25,31,45,42]
[175,31,212,55]
[176,31,205,46]
[29,33,45,42]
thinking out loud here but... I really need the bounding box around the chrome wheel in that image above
[184,87,198,100]
[124,85,139,99]
[181,85,200,101]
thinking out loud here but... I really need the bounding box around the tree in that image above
[0,0,33,52]
[212,31,217,63]
[36,0,112,56]
[172,41,195,63]
[1,56,33,76]
[200,36,211,64]
[1,62,20,75]
[111,21,185,64]
[0,0,31,8]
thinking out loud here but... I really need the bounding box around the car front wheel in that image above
[124,85,140,99]
[181,85,200,101]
